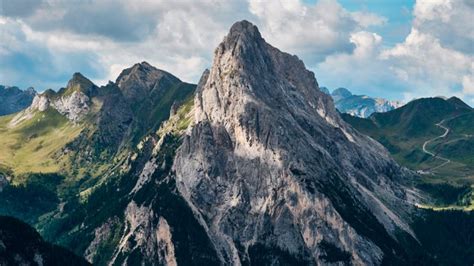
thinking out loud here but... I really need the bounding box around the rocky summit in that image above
[172,20,419,265]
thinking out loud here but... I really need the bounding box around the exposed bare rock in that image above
[109,201,177,266]
[173,20,417,265]
[8,94,49,127]
[84,218,119,263]
[30,94,51,112]
[9,73,96,124]
[51,90,91,122]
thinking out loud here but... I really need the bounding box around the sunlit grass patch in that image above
[0,108,84,177]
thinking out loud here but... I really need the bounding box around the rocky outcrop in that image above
[49,73,97,121]
[51,90,91,121]
[109,201,177,266]
[172,20,418,265]
[30,94,50,112]
[9,73,96,125]
[0,85,36,116]
[8,94,49,127]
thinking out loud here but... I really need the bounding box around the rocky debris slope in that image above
[328,87,403,118]
[0,85,36,116]
[172,20,420,265]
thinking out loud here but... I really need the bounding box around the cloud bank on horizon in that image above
[0,0,473,104]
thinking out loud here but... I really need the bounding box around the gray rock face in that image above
[109,201,177,266]
[51,91,91,122]
[15,73,96,123]
[0,85,36,116]
[327,87,403,118]
[30,94,50,112]
[173,20,417,265]
[51,73,97,122]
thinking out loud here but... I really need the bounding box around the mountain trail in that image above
[421,119,451,171]
[421,112,472,172]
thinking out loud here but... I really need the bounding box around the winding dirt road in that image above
[422,119,451,171]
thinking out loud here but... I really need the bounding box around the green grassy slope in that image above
[343,97,474,210]
[0,77,198,260]
[129,82,196,144]
[35,95,202,265]
[0,108,84,176]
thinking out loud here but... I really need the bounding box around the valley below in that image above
[343,98,474,212]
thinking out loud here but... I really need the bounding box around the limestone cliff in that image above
[172,20,418,265]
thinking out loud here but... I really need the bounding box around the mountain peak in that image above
[227,20,262,40]
[139,61,152,67]
[116,62,182,103]
[217,20,265,60]
[116,62,179,85]
[129,61,155,73]
[66,72,96,95]
[70,72,88,83]
[174,21,417,264]
[201,20,338,125]
[325,87,404,118]
[332,87,352,97]
[447,96,472,110]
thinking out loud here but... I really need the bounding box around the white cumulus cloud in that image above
[0,0,472,106]
[316,0,474,104]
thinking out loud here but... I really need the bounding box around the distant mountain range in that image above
[0,21,473,265]
[321,87,403,118]
[0,85,36,116]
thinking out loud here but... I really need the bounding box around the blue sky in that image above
[337,0,414,44]
[0,0,473,104]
